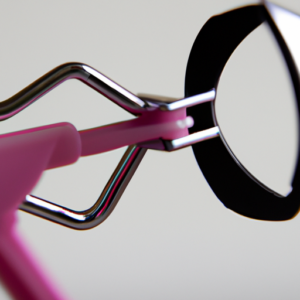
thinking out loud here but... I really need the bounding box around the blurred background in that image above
[0,0,300,299]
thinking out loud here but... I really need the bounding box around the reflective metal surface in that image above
[0,62,148,119]
[139,89,215,111]
[138,127,219,151]
[164,126,220,151]
[13,1,300,229]
[2,62,149,229]
[137,90,218,151]
[10,61,217,229]
[16,1,299,227]
[20,146,146,230]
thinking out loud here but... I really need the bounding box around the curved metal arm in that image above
[0,62,148,120]
[19,146,146,230]
[2,62,150,229]
[11,62,214,229]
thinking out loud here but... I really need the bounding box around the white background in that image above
[0,0,300,299]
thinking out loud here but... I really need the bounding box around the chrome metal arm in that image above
[138,89,215,111]
[0,63,148,120]
[163,126,220,150]
[138,127,220,151]
[137,91,219,151]
[12,62,216,229]
[20,146,146,230]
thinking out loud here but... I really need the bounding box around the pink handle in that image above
[0,108,190,299]
[0,123,81,213]
[0,122,81,300]
[80,108,189,156]
[0,217,67,300]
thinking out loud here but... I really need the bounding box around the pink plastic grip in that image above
[80,108,188,156]
[0,122,81,300]
[0,107,189,299]
[0,122,81,213]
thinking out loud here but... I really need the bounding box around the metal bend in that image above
[8,63,148,229]
[0,62,148,120]
[20,145,147,230]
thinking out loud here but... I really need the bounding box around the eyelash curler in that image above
[10,62,216,230]
[0,63,215,300]
[0,1,300,299]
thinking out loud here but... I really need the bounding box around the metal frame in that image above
[0,63,148,118]
[2,2,300,300]
[0,62,217,229]
[20,146,146,230]
[8,1,299,227]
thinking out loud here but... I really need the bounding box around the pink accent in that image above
[0,123,81,212]
[0,107,189,299]
[0,122,81,300]
[80,108,188,156]
[0,217,67,300]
